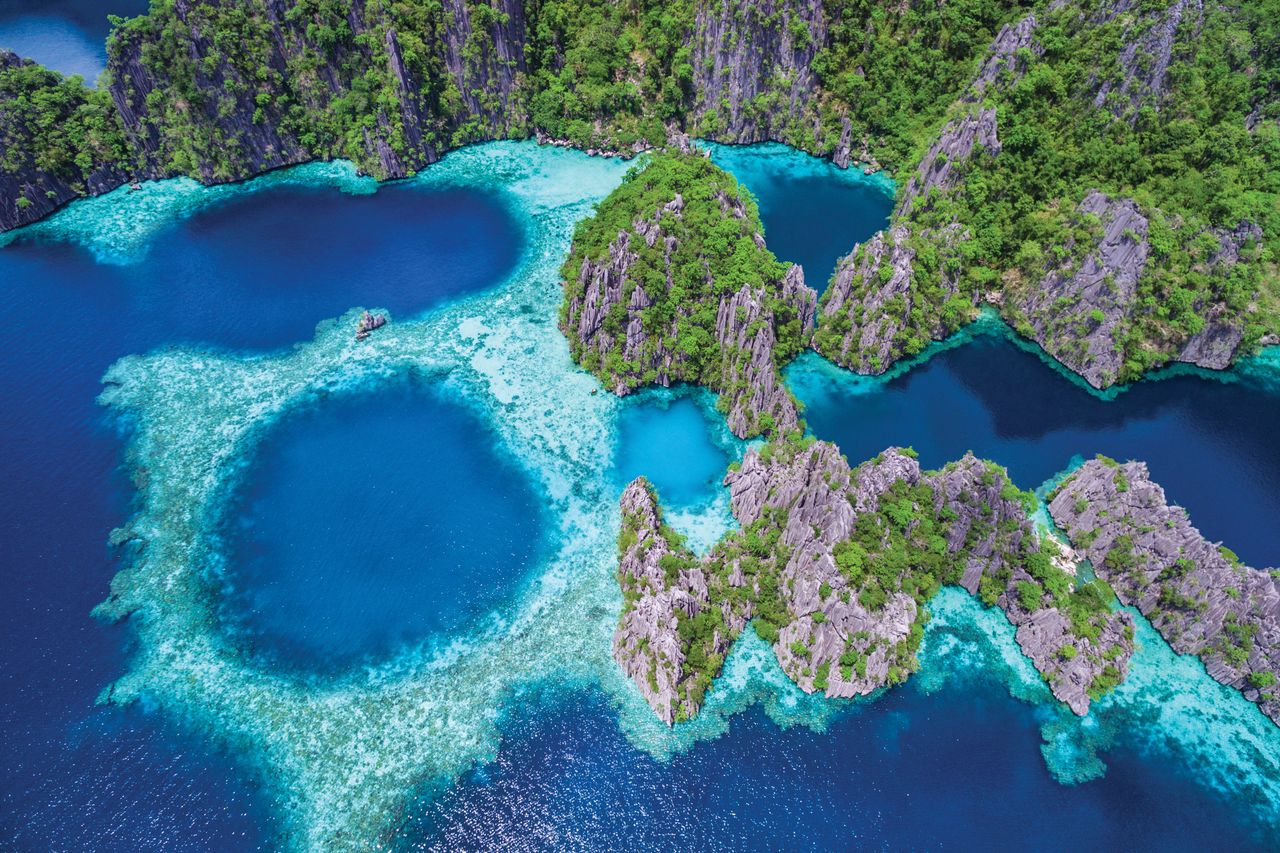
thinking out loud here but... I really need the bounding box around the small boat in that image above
[355,311,387,341]
[128,181,142,192]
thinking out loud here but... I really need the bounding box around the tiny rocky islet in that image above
[2,0,1280,848]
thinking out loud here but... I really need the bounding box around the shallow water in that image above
[0,173,523,847]
[613,391,733,510]
[0,134,1277,852]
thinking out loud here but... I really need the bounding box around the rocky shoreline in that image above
[1049,457,1280,724]
[4,0,1275,393]
[614,438,1134,724]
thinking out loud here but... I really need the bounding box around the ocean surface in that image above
[0,175,524,848]
[0,119,1277,851]
[0,0,147,80]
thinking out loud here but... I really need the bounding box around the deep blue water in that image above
[790,334,1280,569]
[0,133,1277,849]
[220,376,545,672]
[402,679,1261,851]
[0,181,522,848]
[613,393,729,509]
[707,144,894,291]
[0,0,148,80]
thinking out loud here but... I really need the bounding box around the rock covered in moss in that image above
[1050,457,1280,724]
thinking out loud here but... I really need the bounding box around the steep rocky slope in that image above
[615,439,1134,724]
[3,0,1277,390]
[1050,457,1280,724]
[560,153,815,438]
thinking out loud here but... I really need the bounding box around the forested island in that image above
[3,0,1279,731]
[3,0,1279,389]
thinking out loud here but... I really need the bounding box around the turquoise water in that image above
[0,135,1277,851]
[613,391,734,510]
[705,142,895,290]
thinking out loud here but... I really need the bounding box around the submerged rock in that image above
[614,439,1135,724]
[1049,458,1280,725]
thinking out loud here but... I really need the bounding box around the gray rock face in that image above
[614,441,1135,724]
[899,108,1001,218]
[563,189,816,439]
[614,480,722,725]
[1175,222,1264,369]
[1013,190,1150,388]
[968,14,1041,97]
[0,51,129,231]
[1091,0,1203,122]
[1008,192,1259,386]
[1049,459,1280,725]
[690,0,826,146]
[813,107,999,373]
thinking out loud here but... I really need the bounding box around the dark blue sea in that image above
[0,39,1277,846]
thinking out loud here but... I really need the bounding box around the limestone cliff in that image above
[1050,458,1280,725]
[689,0,828,150]
[614,440,1135,724]
[560,154,815,439]
[813,109,998,373]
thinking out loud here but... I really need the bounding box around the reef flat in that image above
[43,140,1280,849]
[4,0,1278,396]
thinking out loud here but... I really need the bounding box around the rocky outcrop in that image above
[898,108,1001,217]
[1049,458,1280,726]
[1012,190,1150,389]
[614,440,1135,724]
[1174,221,1265,369]
[1091,0,1203,122]
[689,0,826,145]
[613,480,727,724]
[561,160,816,439]
[814,224,968,374]
[813,109,997,374]
[968,14,1041,97]
[0,50,129,231]
[1005,192,1260,386]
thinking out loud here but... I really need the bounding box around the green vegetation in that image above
[560,152,807,437]
[884,0,1280,379]
[0,57,129,198]
[618,440,1129,721]
[6,0,1277,385]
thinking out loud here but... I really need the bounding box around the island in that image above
[613,436,1134,723]
[1049,457,1280,724]
[3,0,1277,392]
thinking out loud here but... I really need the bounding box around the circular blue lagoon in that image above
[0,167,525,845]
[706,142,894,292]
[613,391,732,509]
[218,376,547,671]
